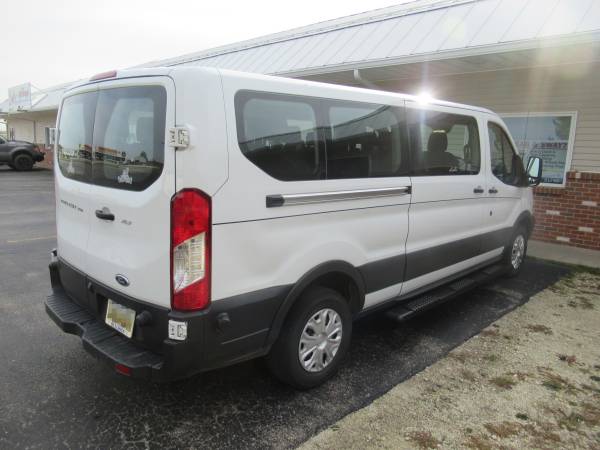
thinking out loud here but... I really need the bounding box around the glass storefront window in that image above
[502,113,577,186]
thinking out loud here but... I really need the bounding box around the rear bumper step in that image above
[46,288,164,378]
[385,263,506,322]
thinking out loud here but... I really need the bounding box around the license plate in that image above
[105,299,136,338]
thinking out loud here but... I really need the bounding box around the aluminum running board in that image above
[384,263,506,323]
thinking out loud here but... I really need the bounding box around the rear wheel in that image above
[12,154,34,171]
[266,286,352,389]
[504,225,527,277]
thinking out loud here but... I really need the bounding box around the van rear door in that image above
[57,76,176,308]
[56,89,97,275]
[86,77,175,308]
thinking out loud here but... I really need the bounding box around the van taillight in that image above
[171,189,211,311]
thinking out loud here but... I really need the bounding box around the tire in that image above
[266,286,352,389]
[12,154,34,171]
[503,225,528,277]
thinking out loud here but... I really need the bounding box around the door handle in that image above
[489,187,498,194]
[95,208,115,221]
[473,186,484,194]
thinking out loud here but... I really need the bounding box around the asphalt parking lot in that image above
[0,167,571,449]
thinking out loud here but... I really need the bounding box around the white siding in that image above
[7,111,57,145]
[379,63,600,172]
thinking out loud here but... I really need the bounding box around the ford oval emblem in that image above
[115,274,130,287]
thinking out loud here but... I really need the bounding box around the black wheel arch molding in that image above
[514,210,535,238]
[265,260,366,348]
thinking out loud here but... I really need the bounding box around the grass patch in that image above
[406,430,440,449]
[464,434,494,450]
[484,421,521,438]
[521,422,562,446]
[581,403,600,427]
[558,354,577,365]
[490,375,517,390]
[460,368,477,382]
[483,354,500,363]
[507,371,530,381]
[525,324,553,335]
[538,368,579,394]
[590,375,600,383]
[580,383,600,394]
[557,412,585,431]
[481,328,499,338]
[449,351,472,364]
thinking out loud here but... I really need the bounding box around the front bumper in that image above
[33,151,45,162]
[46,257,289,381]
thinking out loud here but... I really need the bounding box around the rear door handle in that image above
[95,208,115,221]
[489,187,498,194]
[473,186,484,194]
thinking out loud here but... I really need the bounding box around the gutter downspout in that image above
[353,69,380,90]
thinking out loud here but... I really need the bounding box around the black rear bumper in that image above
[46,257,290,381]
[46,288,163,378]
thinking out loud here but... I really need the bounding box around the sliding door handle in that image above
[473,186,484,194]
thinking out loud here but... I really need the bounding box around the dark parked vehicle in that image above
[0,136,45,171]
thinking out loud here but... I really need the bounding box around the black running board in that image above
[385,263,506,322]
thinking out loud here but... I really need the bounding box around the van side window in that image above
[236,93,322,181]
[326,103,407,179]
[408,109,480,176]
[488,122,526,186]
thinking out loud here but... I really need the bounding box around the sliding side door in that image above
[403,104,488,295]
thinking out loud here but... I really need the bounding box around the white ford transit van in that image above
[46,67,542,388]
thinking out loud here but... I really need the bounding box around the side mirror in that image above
[526,156,543,186]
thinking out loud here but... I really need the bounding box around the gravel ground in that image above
[300,267,600,450]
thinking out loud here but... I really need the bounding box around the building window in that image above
[45,127,57,146]
[502,113,577,187]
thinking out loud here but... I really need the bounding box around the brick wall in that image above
[533,171,600,251]
[38,146,54,169]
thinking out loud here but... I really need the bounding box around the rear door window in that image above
[92,86,166,191]
[57,86,166,191]
[57,91,97,183]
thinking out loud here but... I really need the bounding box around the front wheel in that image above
[266,286,352,389]
[504,226,527,277]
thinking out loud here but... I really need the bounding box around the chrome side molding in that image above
[266,186,411,208]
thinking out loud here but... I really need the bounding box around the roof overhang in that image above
[288,31,600,84]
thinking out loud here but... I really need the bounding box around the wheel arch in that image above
[513,210,534,238]
[266,260,365,348]
[10,148,34,161]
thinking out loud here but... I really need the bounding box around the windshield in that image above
[57,85,166,191]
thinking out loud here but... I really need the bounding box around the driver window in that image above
[408,109,480,176]
[488,122,526,186]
